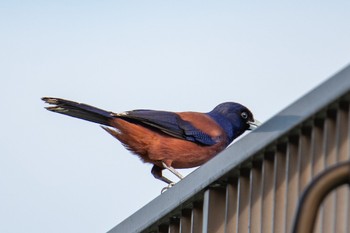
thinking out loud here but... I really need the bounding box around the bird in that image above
[42,97,260,188]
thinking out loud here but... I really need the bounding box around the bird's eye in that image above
[241,112,248,119]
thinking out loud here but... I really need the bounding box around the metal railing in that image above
[108,64,350,233]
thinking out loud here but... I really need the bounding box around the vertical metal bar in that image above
[237,169,251,233]
[249,161,262,233]
[298,127,312,192]
[273,144,287,233]
[311,118,325,233]
[169,218,180,233]
[180,209,191,233]
[202,188,226,233]
[334,102,350,233]
[322,110,338,233]
[191,202,203,233]
[311,119,326,177]
[336,102,350,162]
[295,126,314,231]
[325,110,338,166]
[224,178,238,233]
[261,153,275,233]
[284,136,300,233]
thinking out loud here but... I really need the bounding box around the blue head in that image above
[207,102,259,144]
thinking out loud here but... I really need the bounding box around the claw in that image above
[161,182,175,193]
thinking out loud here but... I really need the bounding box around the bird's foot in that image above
[161,182,175,193]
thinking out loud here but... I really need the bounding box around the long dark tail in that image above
[42,97,113,126]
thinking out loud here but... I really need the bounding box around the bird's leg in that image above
[161,161,184,180]
[151,165,174,185]
[151,165,176,193]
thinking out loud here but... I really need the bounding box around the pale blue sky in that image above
[1,1,350,232]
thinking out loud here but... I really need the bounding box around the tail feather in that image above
[42,97,113,126]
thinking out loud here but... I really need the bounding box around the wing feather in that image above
[117,110,216,146]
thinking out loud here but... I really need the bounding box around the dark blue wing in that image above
[117,110,216,146]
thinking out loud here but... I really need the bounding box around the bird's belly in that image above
[109,118,228,168]
[148,138,227,168]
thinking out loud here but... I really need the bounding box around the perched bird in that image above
[42,97,260,187]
